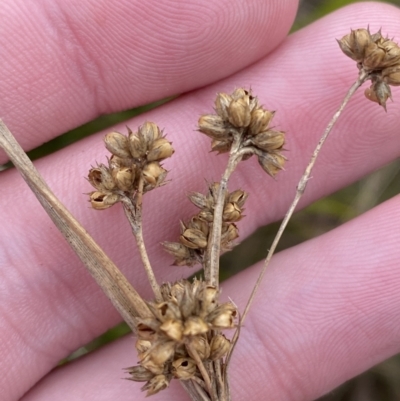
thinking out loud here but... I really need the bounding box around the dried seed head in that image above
[147,137,175,162]
[159,319,184,342]
[89,191,121,210]
[210,138,232,154]
[112,166,134,192]
[162,241,191,261]
[104,131,131,158]
[198,114,230,139]
[249,109,275,135]
[187,335,210,360]
[383,65,400,86]
[142,162,167,186]
[223,202,242,222]
[188,192,211,210]
[338,28,372,62]
[139,122,162,145]
[141,374,170,396]
[363,43,386,70]
[208,302,237,329]
[88,165,116,192]
[209,334,231,360]
[128,131,147,160]
[136,339,152,354]
[364,80,392,110]
[125,365,155,382]
[172,358,197,380]
[180,228,208,249]
[258,151,286,177]
[228,97,251,127]
[252,130,285,152]
[221,223,239,248]
[183,316,209,336]
[189,216,209,237]
[227,189,248,208]
[215,92,232,121]
[141,341,175,370]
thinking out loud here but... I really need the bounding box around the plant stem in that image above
[231,69,370,348]
[0,120,152,330]
[123,176,162,303]
[204,137,242,288]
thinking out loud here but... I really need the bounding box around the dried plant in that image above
[0,27,398,401]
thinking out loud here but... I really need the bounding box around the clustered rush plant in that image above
[85,88,286,399]
[0,27,398,401]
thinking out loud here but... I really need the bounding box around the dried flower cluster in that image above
[163,184,248,266]
[338,27,400,109]
[85,89,288,400]
[87,122,174,209]
[198,88,286,177]
[126,279,236,396]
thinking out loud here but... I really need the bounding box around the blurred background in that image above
[5,1,400,400]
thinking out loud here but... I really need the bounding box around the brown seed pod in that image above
[228,97,251,127]
[88,165,116,192]
[142,162,167,186]
[147,137,175,162]
[215,92,232,121]
[104,131,131,158]
[141,374,170,396]
[89,191,120,210]
[249,108,275,136]
[209,334,231,360]
[180,228,208,249]
[125,365,155,382]
[198,114,230,139]
[172,358,197,380]
[112,166,134,192]
[139,122,162,145]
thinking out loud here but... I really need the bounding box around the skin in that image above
[1,1,400,400]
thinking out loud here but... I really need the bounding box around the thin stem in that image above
[204,137,242,288]
[233,69,370,345]
[186,341,215,400]
[123,176,162,303]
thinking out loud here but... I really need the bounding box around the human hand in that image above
[1,1,400,400]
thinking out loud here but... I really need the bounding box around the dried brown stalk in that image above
[0,120,152,332]
[121,175,162,302]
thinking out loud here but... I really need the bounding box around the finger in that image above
[0,0,298,162]
[20,193,400,401]
[2,2,400,400]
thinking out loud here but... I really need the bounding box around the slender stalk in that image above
[122,176,162,303]
[204,136,242,288]
[231,69,370,347]
[186,341,215,399]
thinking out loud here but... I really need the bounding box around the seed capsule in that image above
[198,114,229,139]
[249,108,274,135]
[210,334,231,360]
[88,165,115,191]
[215,92,232,121]
[228,97,251,127]
[172,358,197,380]
[89,191,120,210]
[141,374,170,396]
[104,131,131,158]
[180,228,208,249]
[147,137,174,161]
[139,122,162,145]
[142,162,167,186]
[125,365,155,382]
